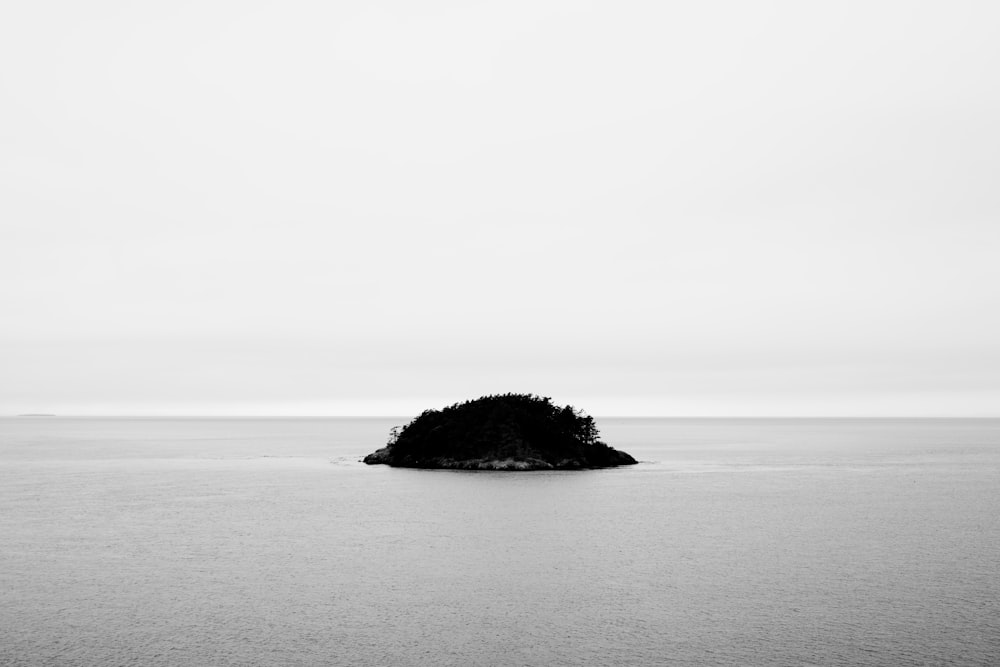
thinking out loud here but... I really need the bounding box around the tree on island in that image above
[363,393,637,470]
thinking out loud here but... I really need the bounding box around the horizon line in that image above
[5,414,1000,420]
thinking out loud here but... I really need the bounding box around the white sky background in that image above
[1,1,999,416]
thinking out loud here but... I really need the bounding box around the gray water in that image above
[1,417,998,666]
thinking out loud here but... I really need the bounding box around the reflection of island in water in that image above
[364,394,637,470]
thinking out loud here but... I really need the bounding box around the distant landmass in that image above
[363,394,637,470]
[16,413,56,417]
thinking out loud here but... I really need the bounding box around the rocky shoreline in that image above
[363,448,634,470]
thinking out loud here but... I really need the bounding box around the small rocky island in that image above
[363,393,637,470]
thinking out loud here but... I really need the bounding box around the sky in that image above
[1,0,999,416]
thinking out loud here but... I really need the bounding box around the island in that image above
[363,393,637,470]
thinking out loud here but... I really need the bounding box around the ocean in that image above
[1,417,998,666]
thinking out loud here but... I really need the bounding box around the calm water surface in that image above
[1,417,998,666]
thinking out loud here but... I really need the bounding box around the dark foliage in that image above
[363,393,637,470]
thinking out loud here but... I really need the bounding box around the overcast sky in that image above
[2,1,998,416]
